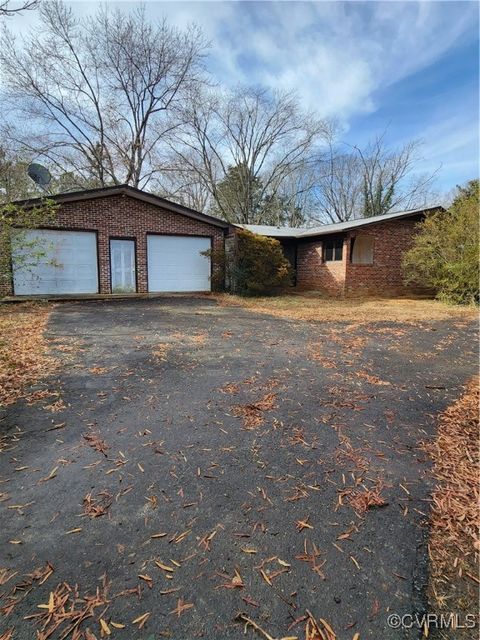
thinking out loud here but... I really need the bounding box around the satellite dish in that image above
[27,163,52,188]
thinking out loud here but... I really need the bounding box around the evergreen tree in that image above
[362,175,395,218]
[403,179,479,304]
[211,162,305,225]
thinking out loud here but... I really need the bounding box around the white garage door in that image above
[12,229,98,295]
[147,235,211,292]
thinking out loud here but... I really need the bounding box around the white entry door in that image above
[147,235,211,292]
[110,239,136,293]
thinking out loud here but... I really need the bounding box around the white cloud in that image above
[191,1,477,121]
[5,1,476,122]
[3,0,478,188]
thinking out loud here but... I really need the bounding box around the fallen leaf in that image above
[169,597,194,617]
[155,560,175,573]
[132,612,151,629]
[278,559,290,567]
[260,569,272,586]
[100,618,111,635]
[110,621,125,629]
[295,518,313,532]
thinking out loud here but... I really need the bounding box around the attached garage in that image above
[1,185,229,299]
[147,235,211,292]
[12,229,98,295]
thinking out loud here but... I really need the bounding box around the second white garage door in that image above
[147,235,211,292]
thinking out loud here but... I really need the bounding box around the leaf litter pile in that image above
[0,303,57,406]
[423,377,479,636]
[0,298,478,640]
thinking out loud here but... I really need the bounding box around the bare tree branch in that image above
[0,0,38,17]
[165,86,329,223]
[0,0,208,187]
[313,129,439,222]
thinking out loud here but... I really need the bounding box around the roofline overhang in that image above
[10,184,230,230]
[297,206,445,238]
[236,205,445,240]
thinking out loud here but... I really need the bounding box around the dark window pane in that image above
[334,241,343,260]
[324,238,343,261]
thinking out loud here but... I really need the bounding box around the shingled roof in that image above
[237,205,444,238]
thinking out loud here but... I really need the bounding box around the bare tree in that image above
[273,165,317,227]
[315,153,364,223]
[154,155,211,212]
[312,126,363,223]
[165,87,329,223]
[0,0,207,188]
[313,131,439,222]
[0,0,38,17]
[355,133,439,217]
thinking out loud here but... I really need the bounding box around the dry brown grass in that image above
[0,303,56,406]
[424,378,479,633]
[214,293,478,324]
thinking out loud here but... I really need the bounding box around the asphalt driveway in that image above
[0,298,477,640]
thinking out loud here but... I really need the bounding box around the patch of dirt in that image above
[0,303,57,406]
[423,378,479,638]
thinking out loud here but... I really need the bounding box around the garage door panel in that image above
[147,235,211,293]
[12,229,98,295]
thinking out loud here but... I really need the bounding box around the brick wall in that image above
[296,237,348,295]
[344,218,424,296]
[3,193,225,296]
[294,217,426,297]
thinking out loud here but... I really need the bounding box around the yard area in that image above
[0,296,478,640]
[216,293,477,324]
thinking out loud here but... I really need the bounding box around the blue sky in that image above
[8,0,480,193]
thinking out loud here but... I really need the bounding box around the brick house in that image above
[3,184,440,298]
[3,184,229,297]
[238,205,443,297]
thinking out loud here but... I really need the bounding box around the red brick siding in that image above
[344,219,421,296]
[294,218,426,297]
[296,237,347,295]
[3,194,225,296]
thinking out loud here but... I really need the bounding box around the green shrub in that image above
[201,246,226,292]
[231,229,292,296]
[403,180,479,305]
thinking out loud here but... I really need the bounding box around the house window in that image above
[351,236,374,264]
[324,238,343,262]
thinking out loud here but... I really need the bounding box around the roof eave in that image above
[297,206,445,238]
[10,184,229,230]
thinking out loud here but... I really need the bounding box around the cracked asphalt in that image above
[0,297,477,639]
